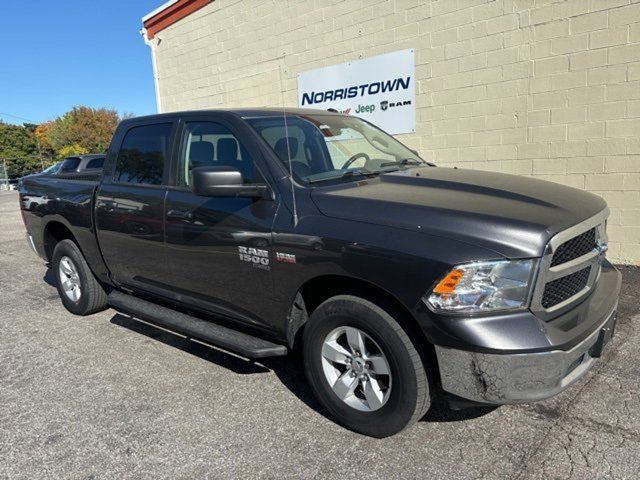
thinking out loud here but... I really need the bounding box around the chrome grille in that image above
[550,228,597,267]
[530,209,608,321]
[542,266,591,308]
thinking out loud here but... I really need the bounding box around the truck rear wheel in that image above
[302,295,430,437]
[52,239,108,315]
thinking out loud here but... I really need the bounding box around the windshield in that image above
[246,114,427,184]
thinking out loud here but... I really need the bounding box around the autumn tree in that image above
[47,106,120,156]
[34,121,56,159]
[1,106,125,177]
[58,144,89,158]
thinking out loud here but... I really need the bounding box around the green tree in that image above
[23,123,38,134]
[0,122,38,159]
[4,156,44,178]
[0,123,42,177]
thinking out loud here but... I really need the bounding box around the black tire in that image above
[303,295,430,437]
[52,239,108,315]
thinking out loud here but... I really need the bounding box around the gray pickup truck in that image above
[19,108,621,437]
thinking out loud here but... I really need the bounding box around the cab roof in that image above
[120,107,342,125]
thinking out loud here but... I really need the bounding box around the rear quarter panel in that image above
[19,175,110,283]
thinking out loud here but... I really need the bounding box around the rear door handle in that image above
[167,209,194,221]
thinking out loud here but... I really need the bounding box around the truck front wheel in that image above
[52,239,108,315]
[302,295,431,437]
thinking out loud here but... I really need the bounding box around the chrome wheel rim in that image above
[58,256,81,302]
[321,326,392,412]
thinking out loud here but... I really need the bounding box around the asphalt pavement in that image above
[1,190,639,479]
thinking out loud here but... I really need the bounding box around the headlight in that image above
[425,259,537,313]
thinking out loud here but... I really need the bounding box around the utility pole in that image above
[1,159,7,191]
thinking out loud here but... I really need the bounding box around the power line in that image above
[0,112,37,123]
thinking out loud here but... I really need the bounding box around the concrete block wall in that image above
[152,0,640,264]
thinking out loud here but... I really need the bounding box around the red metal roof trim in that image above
[143,0,214,39]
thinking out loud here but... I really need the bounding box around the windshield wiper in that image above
[380,158,424,168]
[307,168,380,184]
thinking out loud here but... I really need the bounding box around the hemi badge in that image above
[276,252,296,264]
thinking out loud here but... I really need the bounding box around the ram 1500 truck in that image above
[19,109,621,437]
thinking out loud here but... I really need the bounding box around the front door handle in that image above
[95,199,116,213]
[167,209,194,221]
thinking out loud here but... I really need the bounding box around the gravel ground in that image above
[1,190,639,479]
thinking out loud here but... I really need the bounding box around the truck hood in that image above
[310,167,607,258]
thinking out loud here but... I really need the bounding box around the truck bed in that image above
[19,174,106,278]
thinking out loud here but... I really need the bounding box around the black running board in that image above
[108,291,288,358]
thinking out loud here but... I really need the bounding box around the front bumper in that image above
[434,263,621,404]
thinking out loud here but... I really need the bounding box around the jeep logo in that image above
[355,104,375,114]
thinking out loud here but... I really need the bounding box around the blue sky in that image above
[0,0,161,125]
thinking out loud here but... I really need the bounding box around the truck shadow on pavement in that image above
[106,265,640,428]
[110,312,496,425]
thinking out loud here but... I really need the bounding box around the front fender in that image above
[270,213,504,342]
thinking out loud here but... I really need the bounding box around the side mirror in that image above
[191,166,270,198]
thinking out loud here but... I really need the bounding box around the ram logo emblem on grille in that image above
[596,239,608,254]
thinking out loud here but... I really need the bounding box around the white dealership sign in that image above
[297,49,415,135]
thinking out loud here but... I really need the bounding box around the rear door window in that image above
[85,157,104,169]
[114,123,172,185]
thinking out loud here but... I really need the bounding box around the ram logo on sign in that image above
[297,49,415,135]
[298,50,416,134]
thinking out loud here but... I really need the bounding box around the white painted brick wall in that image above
[152,0,640,264]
